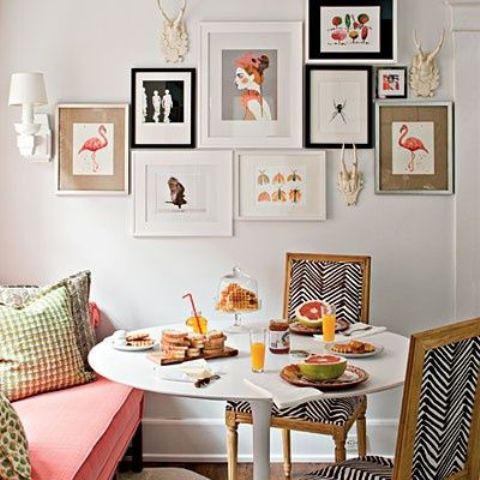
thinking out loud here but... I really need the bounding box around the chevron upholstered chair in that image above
[225,253,371,480]
[301,317,480,480]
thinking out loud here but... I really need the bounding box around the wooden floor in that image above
[142,462,323,479]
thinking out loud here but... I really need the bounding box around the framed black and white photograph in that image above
[376,66,408,98]
[199,22,303,148]
[306,0,397,64]
[305,65,373,149]
[131,68,196,148]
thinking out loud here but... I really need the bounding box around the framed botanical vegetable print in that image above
[133,150,233,237]
[376,66,407,99]
[131,68,195,148]
[306,65,373,149]
[376,102,454,194]
[56,104,129,195]
[199,22,303,148]
[306,0,397,64]
[236,150,326,221]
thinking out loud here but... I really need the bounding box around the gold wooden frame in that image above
[225,252,372,480]
[393,317,480,480]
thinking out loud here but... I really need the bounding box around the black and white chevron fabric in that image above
[226,396,364,426]
[288,259,364,324]
[301,456,393,480]
[411,336,480,479]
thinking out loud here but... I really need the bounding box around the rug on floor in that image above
[120,468,208,480]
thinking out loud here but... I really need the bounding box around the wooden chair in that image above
[302,317,480,480]
[225,253,372,480]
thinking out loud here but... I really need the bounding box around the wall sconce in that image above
[8,72,52,162]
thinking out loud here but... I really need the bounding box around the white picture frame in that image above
[133,150,233,237]
[199,22,303,149]
[236,150,327,221]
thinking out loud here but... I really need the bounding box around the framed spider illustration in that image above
[305,65,373,149]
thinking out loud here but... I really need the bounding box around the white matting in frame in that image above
[133,150,233,237]
[236,150,326,221]
[199,22,303,148]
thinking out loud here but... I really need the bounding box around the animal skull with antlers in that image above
[156,0,189,63]
[337,144,364,206]
[409,30,445,97]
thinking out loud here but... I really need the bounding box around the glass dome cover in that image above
[215,266,259,313]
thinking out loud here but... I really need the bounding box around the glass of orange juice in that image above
[250,328,266,373]
[185,312,208,334]
[322,306,336,343]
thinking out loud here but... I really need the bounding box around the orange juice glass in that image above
[322,308,336,343]
[185,313,208,334]
[250,329,266,373]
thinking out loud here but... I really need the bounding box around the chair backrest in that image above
[393,318,480,480]
[283,253,371,324]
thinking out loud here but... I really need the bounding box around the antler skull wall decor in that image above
[409,29,445,97]
[337,144,364,206]
[156,0,189,63]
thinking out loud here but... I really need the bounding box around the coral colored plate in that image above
[289,318,350,336]
[280,364,369,390]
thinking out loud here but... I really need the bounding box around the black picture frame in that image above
[305,65,373,149]
[306,0,396,63]
[131,68,196,149]
[375,66,408,99]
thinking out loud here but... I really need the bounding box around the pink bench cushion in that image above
[12,377,144,480]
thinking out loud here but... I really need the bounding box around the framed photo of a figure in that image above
[376,102,453,194]
[306,0,397,64]
[376,66,407,98]
[56,103,129,195]
[306,65,373,149]
[131,68,196,148]
[133,150,233,237]
[199,22,303,148]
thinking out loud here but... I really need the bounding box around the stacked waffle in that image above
[215,282,258,312]
[161,330,227,362]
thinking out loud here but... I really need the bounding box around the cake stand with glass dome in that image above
[215,266,260,333]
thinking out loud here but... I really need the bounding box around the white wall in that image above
[0,0,456,463]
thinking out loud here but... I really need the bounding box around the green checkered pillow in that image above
[0,283,95,401]
[0,391,30,480]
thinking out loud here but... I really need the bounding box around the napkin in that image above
[244,372,324,409]
[155,359,218,383]
[314,324,387,343]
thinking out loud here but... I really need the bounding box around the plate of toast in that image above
[325,340,384,358]
[111,331,157,352]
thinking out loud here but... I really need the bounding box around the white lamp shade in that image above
[8,72,47,106]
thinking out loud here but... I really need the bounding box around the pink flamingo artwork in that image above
[398,124,429,172]
[78,125,108,173]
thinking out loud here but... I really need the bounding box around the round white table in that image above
[88,320,410,480]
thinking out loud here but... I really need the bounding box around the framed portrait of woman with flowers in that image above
[199,22,303,148]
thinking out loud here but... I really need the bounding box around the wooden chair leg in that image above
[356,402,368,457]
[333,430,347,463]
[281,429,292,478]
[131,423,143,473]
[227,422,238,480]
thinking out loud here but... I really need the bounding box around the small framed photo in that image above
[306,65,373,149]
[376,66,407,98]
[199,22,303,148]
[56,104,129,195]
[131,68,196,148]
[376,102,454,194]
[236,150,326,221]
[306,0,397,64]
[133,150,233,237]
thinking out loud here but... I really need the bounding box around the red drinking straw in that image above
[182,293,202,333]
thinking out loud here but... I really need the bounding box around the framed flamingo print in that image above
[56,104,129,195]
[375,102,453,194]
[199,22,303,148]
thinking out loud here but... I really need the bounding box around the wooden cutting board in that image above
[148,346,239,366]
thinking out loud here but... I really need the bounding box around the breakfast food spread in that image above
[215,282,259,312]
[125,332,154,348]
[331,340,376,355]
[161,329,227,362]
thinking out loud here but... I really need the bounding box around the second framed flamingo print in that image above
[199,22,303,148]
[375,102,453,194]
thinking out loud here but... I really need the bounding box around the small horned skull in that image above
[156,0,189,63]
[337,144,364,206]
[409,30,445,97]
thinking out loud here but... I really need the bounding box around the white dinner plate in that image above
[107,337,158,352]
[325,342,384,358]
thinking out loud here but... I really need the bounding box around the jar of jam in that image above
[269,320,290,354]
